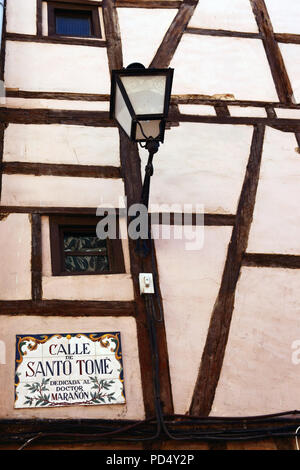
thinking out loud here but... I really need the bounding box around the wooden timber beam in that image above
[243,253,300,269]
[189,124,265,416]
[1,162,122,179]
[150,0,199,68]
[250,0,294,105]
[31,213,42,301]
[0,300,136,316]
[102,0,174,419]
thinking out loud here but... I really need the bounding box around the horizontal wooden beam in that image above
[0,206,235,226]
[2,162,122,179]
[185,27,300,45]
[5,90,110,102]
[175,112,300,131]
[5,91,300,111]
[275,33,300,45]
[6,33,107,48]
[0,300,136,316]
[173,95,300,109]
[2,107,300,129]
[42,0,103,5]
[0,108,114,126]
[185,27,261,40]
[0,206,119,215]
[115,0,182,8]
[150,212,235,226]
[243,253,300,269]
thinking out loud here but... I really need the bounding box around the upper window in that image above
[49,216,125,276]
[47,2,102,39]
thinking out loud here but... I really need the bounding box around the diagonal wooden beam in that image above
[250,0,294,105]
[189,124,265,416]
[150,0,198,68]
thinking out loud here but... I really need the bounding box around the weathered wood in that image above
[31,214,42,301]
[102,0,123,72]
[0,124,6,201]
[6,89,110,101]
[186,27,261,40]
[116,0,182,8]
[6,32,107,47]
[150,0,199,68]
[115,0,182,10]
[275,33,300,45]
[150,212,235,226]
[0,0,6,81]
[0,206,118,215]
[0,300,135,316]
[2,162,122,179]
[214,103,230,117]
[243,253,300,269]
[40,0,103,7]
[36,0,43,37]
[0,108,114,126]
[189,125,265,416]
[3,107,300,130]
[173,95,300,109]
[250,0,294,104]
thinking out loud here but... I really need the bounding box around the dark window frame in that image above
[49,215,125,276]
[47,2,102,39]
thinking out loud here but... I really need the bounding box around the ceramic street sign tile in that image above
[14,332,126,408]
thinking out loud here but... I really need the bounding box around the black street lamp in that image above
[110,63,174,209]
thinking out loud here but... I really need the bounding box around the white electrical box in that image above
[139,273,155,294]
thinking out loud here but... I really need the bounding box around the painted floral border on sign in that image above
[14,332,126,409]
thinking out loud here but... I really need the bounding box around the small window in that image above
[55,9,93,37]
[48,2,102,39]
[50,216,125,276]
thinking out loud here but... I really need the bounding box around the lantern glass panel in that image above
[115,82,132,138]
[120,75,167,115]
[135,120,161,140]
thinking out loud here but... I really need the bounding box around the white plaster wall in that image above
[117,8,177,67]
[1,175,125,208]
[155,226,232,414]
[5,42,111,94]
[0,315,145,420]
[265,0,300,35]
[6,0,37,35]
[0,214,31,300]
[41,216,134,301]
[212,267,300,416]
[171,35,278,102]
[279,44,300,103]
[178,104,216,116]
[4,124,120,167]
[228,106,267,118]
[139,123,253,215]
[276,108,300,119]
[248,127,300,254]
[189,0,258,33]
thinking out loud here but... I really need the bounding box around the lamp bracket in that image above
[145,139,160,155]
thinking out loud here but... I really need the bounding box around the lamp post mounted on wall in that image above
[110,63,174,210]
